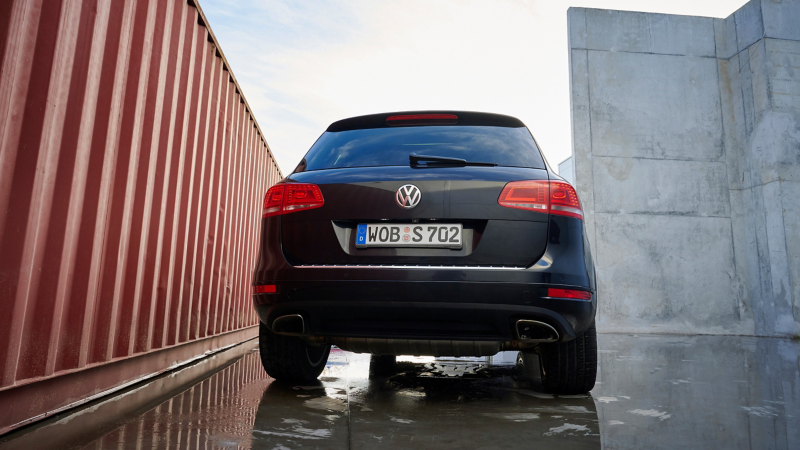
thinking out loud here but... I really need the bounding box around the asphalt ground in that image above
[1,334,797,449]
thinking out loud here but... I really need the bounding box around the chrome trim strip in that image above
[294,264,526,270]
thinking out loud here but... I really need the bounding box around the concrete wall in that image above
[594,334,800,449]
[557,156,575,185]
[568,0,800,336]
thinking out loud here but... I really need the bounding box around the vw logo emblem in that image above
[396,184,421,209]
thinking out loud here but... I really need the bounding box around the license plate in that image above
[355,223,463,249]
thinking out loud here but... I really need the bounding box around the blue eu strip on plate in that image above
[356,224,367,245]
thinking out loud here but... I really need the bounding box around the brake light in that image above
[386,114,458,126]
[547,288,592,300]
[262,183,324,218]
[497,180,583,220]
[386,114,458,121]
[253,284,276,294]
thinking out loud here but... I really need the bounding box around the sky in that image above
[200,0,746,175]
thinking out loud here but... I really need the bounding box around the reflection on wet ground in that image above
[1,334,798,449]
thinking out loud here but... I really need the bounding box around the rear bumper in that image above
[253,214,597,344]
[253,279,595,342]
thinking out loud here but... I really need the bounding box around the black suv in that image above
[252,111,597,394]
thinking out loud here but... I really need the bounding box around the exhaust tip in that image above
[515,320,559,343]
[272,314,305,335]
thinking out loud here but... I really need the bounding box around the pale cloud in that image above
[201,0,745,173]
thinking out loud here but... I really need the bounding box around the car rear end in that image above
[252,111,597,391]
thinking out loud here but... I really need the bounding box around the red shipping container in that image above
[0,0,281,434]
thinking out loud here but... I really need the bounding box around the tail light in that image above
[547,288,592,300]
[263,185,285,217]
[549,181,582,220]
[498,180,583,220]
[263,183,324,218]
[497,180,549,212]
[284,183,325,212]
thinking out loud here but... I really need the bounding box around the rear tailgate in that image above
[281,166,549,267]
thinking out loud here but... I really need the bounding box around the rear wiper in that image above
[409,153,497,167]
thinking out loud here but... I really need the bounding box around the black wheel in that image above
[369,354,397,377]
[258,322,331,381]
[537,321,597,394]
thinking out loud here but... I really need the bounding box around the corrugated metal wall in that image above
[0,0,281,432]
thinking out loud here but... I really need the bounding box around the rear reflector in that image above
[498,180,583,220]
[253,284,276,294]
[263,183,324,218]
[547,288,592,300]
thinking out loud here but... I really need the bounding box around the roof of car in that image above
[326,110,526,132]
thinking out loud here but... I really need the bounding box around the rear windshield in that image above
[300,126,545,171]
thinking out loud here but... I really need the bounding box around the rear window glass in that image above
[300,126,545,171]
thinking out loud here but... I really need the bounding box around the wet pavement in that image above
[1,334,798,449]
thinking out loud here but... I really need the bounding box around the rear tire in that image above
[537,321,597,394]
[258,322,330,381]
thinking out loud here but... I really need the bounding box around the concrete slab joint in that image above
[566,0,800,337]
